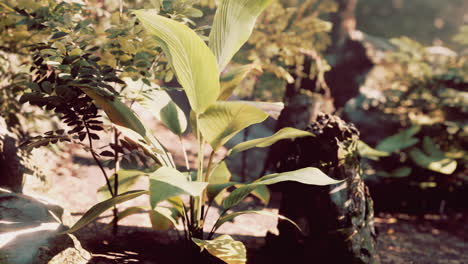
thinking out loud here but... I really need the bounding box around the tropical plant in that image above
[62,1,340,262]
[1,0,205,233]
[198,0,336,102]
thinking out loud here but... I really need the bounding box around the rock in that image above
[0,189,91,264]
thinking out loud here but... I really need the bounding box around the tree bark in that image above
[265,104,379,263]
[329,0,358,53]
[0,118,23,192]
[318,0,373,109]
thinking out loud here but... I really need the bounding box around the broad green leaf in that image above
[134,10,220,113]
[125,79,187,135]
[207,182,237,203]
[409,148,457,175]
[231,100,284,119]
[214,210,299,232]
[223,167,339,209]
[64,190,148,234]
[160,101,187,135]
[228,127,314,156]
[222,184,258,210]
[81,88,174,167]
[192,235,246,264]
[209,0,274,71]
[219,64,261,100]
[376,126,421,153]
[79,87,146,136]
[214,189,227,206]
[198,101,268,151]
[149,166,208,208]
[256,167,339,186]
[80,85,170,165]
[97,169,148,200]
[167,196,185,215]
[250,185,270,205]
[376,167,412,178]
[210,162,232,184]
[357,140,390,160]
[207,162,234,203]
[210,183,270,206]
[422,136,445,158]
[149,207,179,230]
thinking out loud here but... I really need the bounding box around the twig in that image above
[112,127,120,235]
[84,123,114,197]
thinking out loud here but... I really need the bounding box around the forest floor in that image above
[24,122,468,264]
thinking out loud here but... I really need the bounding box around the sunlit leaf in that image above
[223,167,339,209]
[210,162,232,184]
[79,87,146,136]
[97,169,149,200]
[134,10,220,113]
[149,166,208,208]
[256,167,339,186]
[250,185,270,205]
[231,101,284,120]
[409,148,457,175]
[209,0,274,71]
[214,210,299,231]
[160,100,187,135]
[80,86,170,165]
[228,127,313,156]
[207,162,235,203]
[192,235,246,264]
[219,64,261,100]
[198,101,268,151]
[357,140,390,160]
[149,206,179,230]
[64,190,148,234]
[124,79,187,135]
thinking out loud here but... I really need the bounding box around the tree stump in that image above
[265,110,379,264]
[0,118,23,193]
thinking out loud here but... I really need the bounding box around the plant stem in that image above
[241,128,250,182]
[192,115,205,238]
[113,128,120,195]
[112,127,120,235]
[201,150,216,222]
[181,203,191,241]
[179,135,190,172]
[84,123,114,197]
[204,151,216,182]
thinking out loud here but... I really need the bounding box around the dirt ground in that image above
[23,122,468,264]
